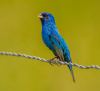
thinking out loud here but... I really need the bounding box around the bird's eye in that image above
[42,14,49,19]
[45,15,48,17]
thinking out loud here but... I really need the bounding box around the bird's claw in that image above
[49,56,58,66]
[55,59,61,67]
[49,60,55,66]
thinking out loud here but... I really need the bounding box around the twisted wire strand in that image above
[0,51,100,69]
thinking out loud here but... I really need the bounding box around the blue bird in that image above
[38,12,75,82]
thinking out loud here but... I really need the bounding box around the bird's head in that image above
[38,12,55,25]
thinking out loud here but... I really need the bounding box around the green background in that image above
[0,0,100,91]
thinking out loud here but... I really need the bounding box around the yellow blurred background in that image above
[0,0,100,91]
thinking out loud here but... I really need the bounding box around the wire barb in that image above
[0,51,100,69]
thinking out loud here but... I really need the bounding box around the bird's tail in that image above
[68,65,75,82]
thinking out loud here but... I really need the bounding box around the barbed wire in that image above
[0,51,100,69]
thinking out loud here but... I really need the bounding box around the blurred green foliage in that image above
[0,0,100,91]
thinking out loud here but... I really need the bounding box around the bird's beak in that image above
[38,14,44,19]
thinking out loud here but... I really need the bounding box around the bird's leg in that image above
[50,56,58,60]
[49,56,58,66]
[55,58,61,67]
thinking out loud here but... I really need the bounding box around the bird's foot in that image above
[49,61,54,66]
[49,56,58,66]
[55,59,61,67]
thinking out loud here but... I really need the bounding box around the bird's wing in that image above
[49,33,65,62]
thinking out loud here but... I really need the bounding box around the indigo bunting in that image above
[38,12,75,82]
